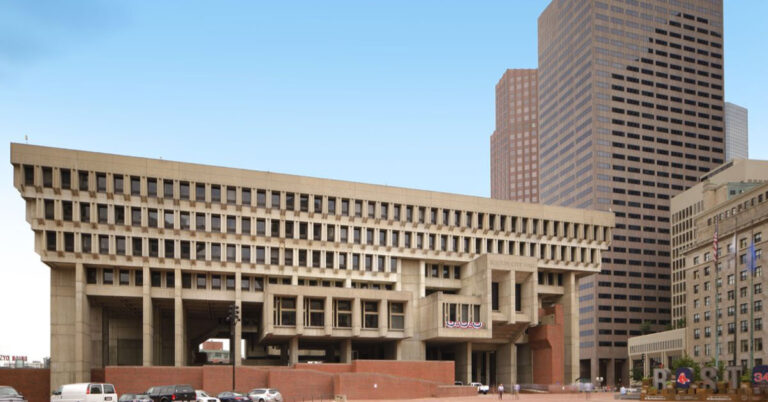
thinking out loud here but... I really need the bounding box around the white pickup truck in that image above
[469,382,489,394]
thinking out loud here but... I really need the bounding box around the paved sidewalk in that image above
[349,392,620,402]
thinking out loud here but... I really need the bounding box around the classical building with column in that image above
[11,143,613,390]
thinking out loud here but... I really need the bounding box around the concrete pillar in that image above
[74,262,88,382]
[561,272,579,383]
[456,342,472,384]
[606,358,615,388]
[352,298,361,336]
[643,354,649,377]
[142,265,153,366]
[497,343,517,386]
[340,339,353,363]
[234,272,242,366]
[289,336,299,365]
[296,295,304,334]
[485,351,492,385]
[174,268,184,366]
[324,296,333,336]
[517,344,533,384]
[378,299,387,336]
[50,268,76,390]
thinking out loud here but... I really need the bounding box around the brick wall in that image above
[352,360,453,383]
[11,360,457,400]
[269,369,334,400]
[105,366,203,393]
[0,368,50,402]
[334,372,437,400]
[202,365,269,394]
[528,305,564,385]
[292,363,352,374]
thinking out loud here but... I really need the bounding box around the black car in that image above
[0,387,25,402]
[119,394,152,402]
[146,385,195,402]
[216,392,249,402]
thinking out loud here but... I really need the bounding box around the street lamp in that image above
[227,303,241,390]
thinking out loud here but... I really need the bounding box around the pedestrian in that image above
[584,382,592,400]
[498,383,504,399]
[513,383,520,399]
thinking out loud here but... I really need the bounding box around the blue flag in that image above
[748,240,756,273]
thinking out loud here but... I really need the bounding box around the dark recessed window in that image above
[114,175,123,194]
[211,185,221,203]
[60,169,71,189]
[163,180,174,199]
[42,167,53,188]
[179,181,190,200]
[147,178,157,197]
[23,165,35,186]
[130,176,141,195]
[103,269,114,285]
[119,270,130,285]
[86,268,97,284]
[78,171,89,191]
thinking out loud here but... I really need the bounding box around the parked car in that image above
[51,383,117,402]
[216,392,249,402]
[453,381,463,386]
[246,388,282,402]
[0,386,26,402]
[195,391,219,402]
[119,395,151,402]
[146,385,195,402]
[469,382,489,394]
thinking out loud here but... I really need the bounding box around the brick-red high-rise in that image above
[491,69,539,202]
[537,0,725,386]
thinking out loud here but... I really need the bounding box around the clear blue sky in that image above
[0,0,766,361]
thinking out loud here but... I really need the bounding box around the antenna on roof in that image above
[24,135,28,144]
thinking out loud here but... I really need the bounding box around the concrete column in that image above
[643,354,649,378]
[352,298,361,336]
[340,339,353,363]
[296,294,304,334]
[606,358,615,388]
[174,268,184,366]
[289,336,299,365]
[234,271,242,366]
[497,343,517,387]
[324,296,333,336]
[142,265,153,366]
[378,299,387,336]
[561,272,579,384]
[456,342,472,384]
[485,352,491,385]
[74,262,88,382]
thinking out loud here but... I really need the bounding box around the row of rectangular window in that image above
[44,229,599,266]
[23,165,607,239]
[273,296,404,330]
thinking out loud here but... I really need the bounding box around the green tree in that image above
[640,320,653,335]
[670,354,701,381]
[631,366,644,382]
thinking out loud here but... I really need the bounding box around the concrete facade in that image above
[537,0,725,387]
[627,328,685,378]
[11,143,613,391]
[724,102,748,162]
[491,69,539,203]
